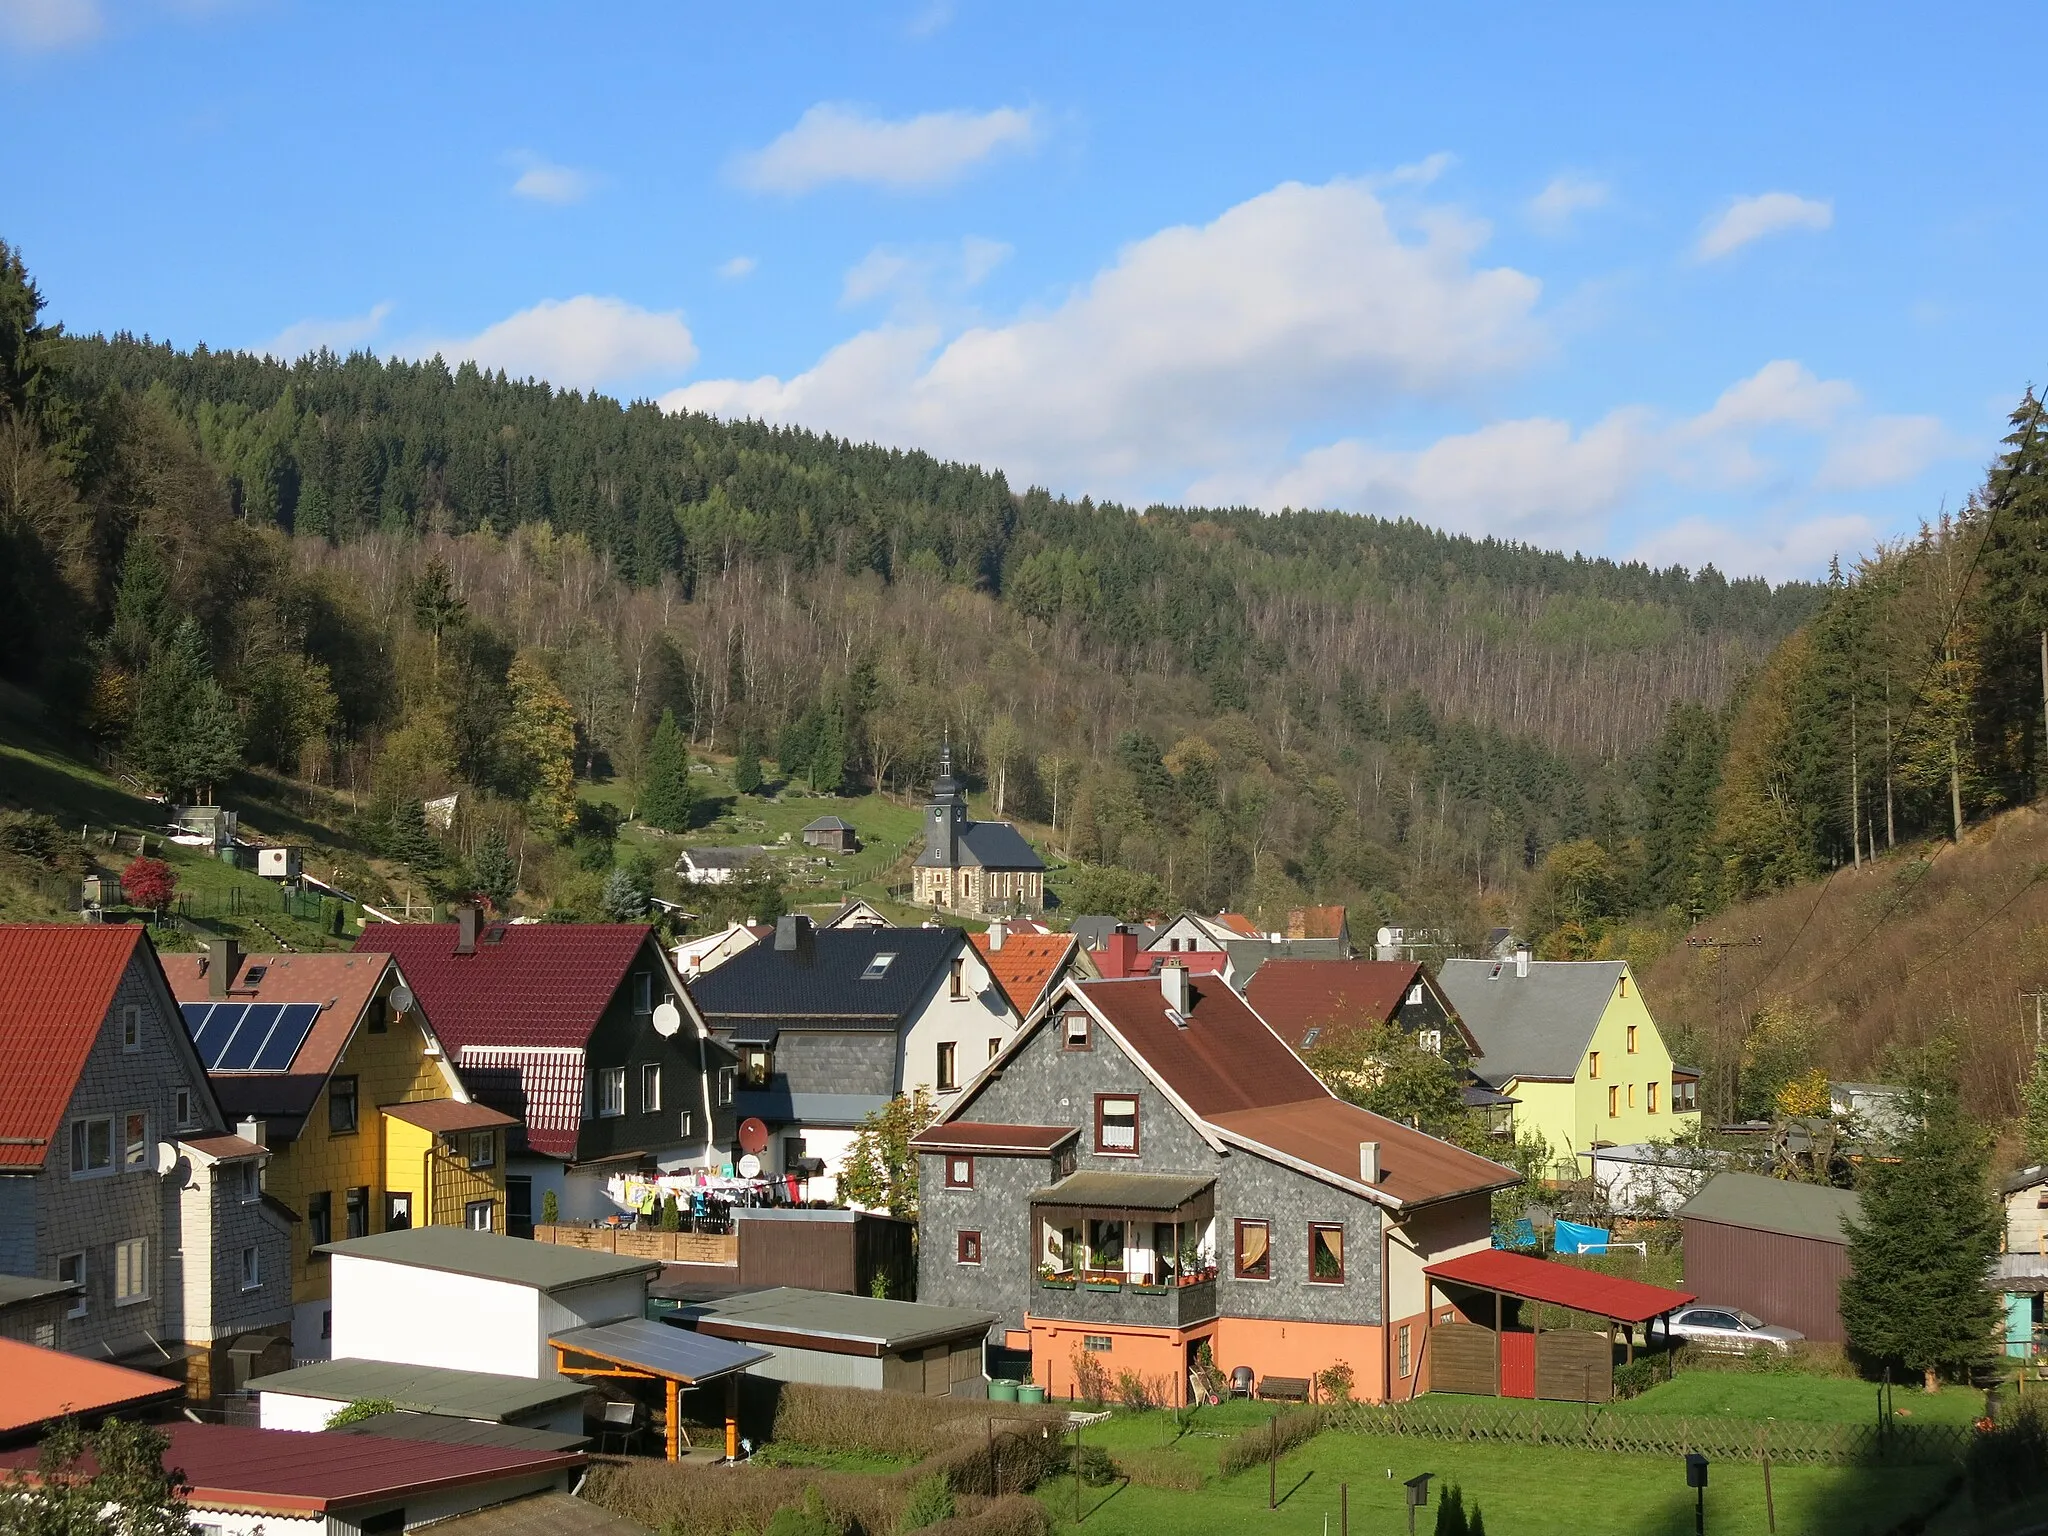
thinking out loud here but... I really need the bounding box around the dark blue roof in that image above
[688,926,961,1022]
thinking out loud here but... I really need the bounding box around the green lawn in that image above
[1610,1372,1987,1426]
[1042,1408,1956,1536]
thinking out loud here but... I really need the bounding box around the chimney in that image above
[238,1116,266,1149]
[1514,944,1531,980]
[988,919,1006,952]
[1359,1141,1381,1184]
[455,904,480,956]
[1160,959,1190,1016]
[207,938,241,998]
[775,914,816,966]
[1103,926,1139,979]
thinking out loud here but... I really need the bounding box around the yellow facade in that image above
[1504,966,1698,1167]
[268,1001,505,1315]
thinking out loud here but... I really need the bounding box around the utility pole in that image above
[1686,935,1765,1124]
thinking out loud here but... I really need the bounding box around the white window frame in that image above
[58,1252,86,1318]
[936,1042,958,1092]
[465,1199,495,1231]
[468,1130,496,1168]
[121,1004,142,1053]
[679,1109,694,1140]
[69,1117,114,1179]
[596,1068,626,1118]
[1419,1029,1442,1055]
[123,1111,149,1171]
[114,1237,149,1307]
[641,1062,662,1113]
[717,1067,736,1107]
[633,972,654,1014]
[1406,984,1424,1006]
[240,1246,261,1291]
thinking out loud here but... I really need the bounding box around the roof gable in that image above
[955,820,1045,870]
[1246,959,1419,1045]
[689,926,960,1023]
[1075,976,1326,1117]
[969,931,1077,1016]
[1437,958,1627,1082]
[354,923,675,1051]
[0,926,148,1168]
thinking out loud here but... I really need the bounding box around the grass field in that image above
[1612,1372,1986,1426]
[1043,1405,1955,1536]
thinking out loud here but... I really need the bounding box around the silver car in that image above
[1666,1305,1804,1353]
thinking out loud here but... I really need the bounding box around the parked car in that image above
[1666,1304,1804,1352]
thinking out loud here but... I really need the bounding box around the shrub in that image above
[1069,1346,1112,1406]
[920,1429,1057,1497]
[1315,1361,1355,1405]
[1114,1370,1170,1411]
[0,811,62,865]
[1060,1443,1118,1487]
[540,1189,559,1225]
[766,1384,1062,1462]
[324,1397,397,1429]
[1968,1399,2048,1511]
[767,1487,844,1536]
[912,1497,1052,1536]
[583,1460,899,1536]
[1217,1408,1323,1479]
[899,1472,957,1531]
[1116,1448,1205,1491]
[1611,1352,1675,1400]
[122,855,176,911]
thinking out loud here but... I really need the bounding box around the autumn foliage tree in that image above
[121,855,176,914]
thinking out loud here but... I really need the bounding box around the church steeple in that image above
[923,735,969,866]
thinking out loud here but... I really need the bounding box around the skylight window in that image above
[244,966,267,985]
[1301,1026,1322,1047]
[862,953,897,981]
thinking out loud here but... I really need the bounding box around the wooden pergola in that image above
[551,1318,768,1461]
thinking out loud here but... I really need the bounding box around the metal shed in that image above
[676,1288,999,1396]
[1677,1172,1859,1343]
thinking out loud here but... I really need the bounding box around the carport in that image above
[551,1318,769,1461]
[1423,1249,1695,1403]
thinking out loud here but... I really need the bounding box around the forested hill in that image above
[1,237,1824,941]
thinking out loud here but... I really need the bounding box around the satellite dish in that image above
[738,1117,770,1154]
[652,1001,682,1038]
[153,1141,181,1177]
[389,986,415,1016]
[737,1153,762,1179]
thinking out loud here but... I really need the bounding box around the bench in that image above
[1258,1376,1311,1402]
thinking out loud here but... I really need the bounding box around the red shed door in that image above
[1499,1332,1535,1398]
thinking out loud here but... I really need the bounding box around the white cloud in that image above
[1628,512,1878,582]
[1381,151,1457,189]
[669,177,1544,485]
[732,102,1039,194]
[1815,414,1953,490]
[1527,173,1609,234]
[1689,358,1857,435]
[839,236,1011,309]
[412,296,697,392]
[508,153,594,205]
[0,0,101,49]
[1696,192,1833,261]
[265,301,395,359]
[717,255,758,280]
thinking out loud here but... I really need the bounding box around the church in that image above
[912,745,1047,916]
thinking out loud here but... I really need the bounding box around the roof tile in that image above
[0,925,146,1168]
[354,924,660,1050]
[968,931,1077,1016]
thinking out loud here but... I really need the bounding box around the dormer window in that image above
[863,953,897,981]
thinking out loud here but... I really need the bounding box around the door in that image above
[1499,1332,1536,1398]
[384,1192,412,1232]
[507,1176,533,1239]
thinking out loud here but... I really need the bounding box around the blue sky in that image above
[4,1,2043,579]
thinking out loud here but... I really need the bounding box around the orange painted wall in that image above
[1385,1309,1432,1400]
[1026,1318,1210,1406]
[1209,1318,1387,1401]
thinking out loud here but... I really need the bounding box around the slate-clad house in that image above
[0,926,290,1395]
[912,963,1517,1404]
[689,917,1011,1199]
[362,914,733,1228]
[912,746,1046,916]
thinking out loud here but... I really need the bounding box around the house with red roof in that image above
[967,922,1077,1021]
[0,1335,184,1442]
[358,912,733,1226]
[0,1418,592,1534]
[0,925,291,1395]
[161,939,509,1364]
[910,962,1518,1404]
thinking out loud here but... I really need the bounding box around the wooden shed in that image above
[678,1289,998,1396]
[1677,1172,1859,1343]
[801,816,858,853]
[734,1207,915,1299]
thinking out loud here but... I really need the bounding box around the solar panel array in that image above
[180,1001,322,1073]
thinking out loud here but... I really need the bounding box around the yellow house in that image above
[162,942,512,1361]
[1437,953,1699,1171]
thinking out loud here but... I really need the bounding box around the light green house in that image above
[1438,955,1699,1170]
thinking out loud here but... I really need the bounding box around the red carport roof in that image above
[1424,1249,1695,1324]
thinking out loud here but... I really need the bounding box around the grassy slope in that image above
[1609,1373,1984,1425]
[1054,1404,1951,1536]
[1638,802,2048,1117]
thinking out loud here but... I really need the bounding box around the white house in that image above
[673,921,769,980]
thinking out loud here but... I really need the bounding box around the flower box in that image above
[1083,1279,1123,1292]
[1039,1276,1077,1290]
[1129,1282,1168,1295]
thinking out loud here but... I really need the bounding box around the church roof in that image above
[914,819,1045,871]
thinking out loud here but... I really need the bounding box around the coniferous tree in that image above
[1839,1089,2002,1390]
[639,707,695,830]
[469,827,517,912]
[600,866,650,922]
[733,734,764,796]
[2025,1033,2048,1166]
[126,618,242,800]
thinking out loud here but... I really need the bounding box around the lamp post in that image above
[1685,1453,1709,1535]
[1403,1473,1434,1536]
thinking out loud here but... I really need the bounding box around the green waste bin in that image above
[989,1379,1019,1403]
[1017,1384,1046,1404]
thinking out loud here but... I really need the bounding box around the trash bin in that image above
[989,1380,1019,1403]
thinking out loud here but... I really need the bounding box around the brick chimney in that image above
[455,904,479,956]
[1102,926,1139,979]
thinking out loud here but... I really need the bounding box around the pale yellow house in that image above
[1438,953,1698,1170]
[162,943,510,1361]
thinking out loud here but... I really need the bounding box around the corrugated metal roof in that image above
[319,1227,657,1290]
[246,1358,588,1420]
[409,1490,647,1536]
[688,1287,998,1351]
[1425,1249,1696,1323]
[0,1275,78,1309]
[0,1336,181,1432]
[333,1412,589,1454]
[551,1317,767,1382]
[1676,1172,1860,1244]
[1438,958,1625,1083]
[1028,1170,1214,1211]
[0,925,148,1169]
[690,927,960,1022]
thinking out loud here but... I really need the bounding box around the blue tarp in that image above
[1554,1219,1611,1255]
[1492,1217,1537,1251]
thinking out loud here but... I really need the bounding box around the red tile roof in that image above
[969,931,1078,1017]
[1214,912,1264,938]
[0,925,148,1169]
[355,923,661,1051]
[1245,960,1420,1047]
[1424,1248,1697,1324]
[909,1122,1079,1154]
[0,1421,583,1514]
[0,1337,183,1433]
[1077,977,1326,1117]
[1207,1100,1517,1208]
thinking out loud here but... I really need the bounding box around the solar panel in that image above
[251,1003,321,1072]
[191,1003,247,1068]
[214,1003,280,1071]
[180,1001,214,1045]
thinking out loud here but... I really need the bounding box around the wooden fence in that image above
[533,1223,738,1266]
[1330,1401,1971,1466]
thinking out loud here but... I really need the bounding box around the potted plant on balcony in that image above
[1129,1269,1168,1294]
[1083,1271,1123,1292]
[1039,1264,1075,1290]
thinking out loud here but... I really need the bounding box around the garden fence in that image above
[1329,1401,1971,1467]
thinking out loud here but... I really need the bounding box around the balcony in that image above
[1031,1272,1219,1330]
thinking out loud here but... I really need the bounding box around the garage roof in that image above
[686,1288,999,1354]
[318,1227,657,1290]
[0,1337,184,1434]
[245,1359,588,1421]
[1676,1171,1860,1244]
[1425,1249,1695,1324]
[551,1318,768,1384]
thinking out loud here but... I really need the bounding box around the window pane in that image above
[1236,1220,1270,1278]
[125,1114,148,1168]
[1311,1225,1344,1282]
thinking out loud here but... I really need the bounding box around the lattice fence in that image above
[1329,1402,1971,1466]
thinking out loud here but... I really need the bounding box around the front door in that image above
[507,1176,533,1238]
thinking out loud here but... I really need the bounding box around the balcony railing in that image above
[1030,1272,1218,1328]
